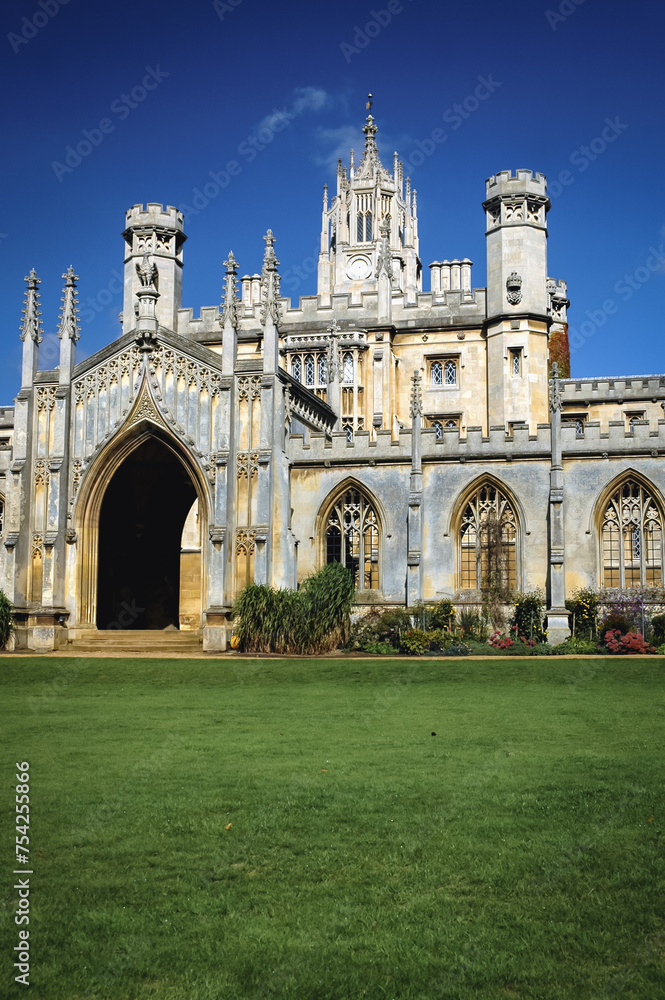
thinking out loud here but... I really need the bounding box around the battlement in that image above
[561,375,665,404]
[124,203,185,232]
[547,278,568,298]
[485,169,548,200]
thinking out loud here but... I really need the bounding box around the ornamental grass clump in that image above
[233,562,354,654]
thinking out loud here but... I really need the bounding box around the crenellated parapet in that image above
[122,203,186,335]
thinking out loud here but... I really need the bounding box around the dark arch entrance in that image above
[96,437,199,629]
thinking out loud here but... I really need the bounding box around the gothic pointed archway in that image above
[74,420,210,630]
[96,437,198,629]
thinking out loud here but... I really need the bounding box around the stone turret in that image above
[122,203,186,334]
[317,100,420,305]
[483,170,552,430]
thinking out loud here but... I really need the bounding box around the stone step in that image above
[65,629,204,654]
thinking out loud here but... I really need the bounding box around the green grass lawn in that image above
[1,656,663,1000]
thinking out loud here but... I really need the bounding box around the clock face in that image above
[346,257,371,281]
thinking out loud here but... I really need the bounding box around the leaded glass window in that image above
[432,420,443,439]
[459,483,517,591]
[430,361,442,386]
[304,354,315,386]
[343,352,354,385]
[444,359,457,385]
[292,355,301,382]
[357,213,364,242]
[325,487,379,590]
[365,212,372,242]
[601,480,663,587]
[318,354,327,385]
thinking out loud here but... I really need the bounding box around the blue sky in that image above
[1,0,664,403]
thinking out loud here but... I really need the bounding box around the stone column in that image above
[545,363,570,644]
[406,370,424,606]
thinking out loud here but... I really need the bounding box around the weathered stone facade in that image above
[2,111,664,650]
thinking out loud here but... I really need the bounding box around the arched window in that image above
[357,213,364,242]
[459,482,518,591]
[304,354,315,386]
[318,354,327,385]
[430,361,442,386]
[444,359,457,385]
[343,351,354,385]
[291,355,302,382]
[325,487,379,590]
[601,479,663,587]
[432,420,443,439]
[365,211,372,242]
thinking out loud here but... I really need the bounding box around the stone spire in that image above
[20,269,43,344]
[360,93,379,171]
[58,266,80,342]
[260,230,281,374]
[221,251,239,329]
[221,251,239,375]
[20,269,43,388]
[58,266,80,384]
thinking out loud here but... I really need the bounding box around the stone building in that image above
[3,109,664,650]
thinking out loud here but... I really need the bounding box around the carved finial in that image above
[323,184,328,211]
[549,361,562,412]
[20,269,43,344]
[375,214,393,280]
[260,230,281,327]
[410,369,423,418]
[221,251,239,329]
[57,265,80,342]
[136,252,158,290]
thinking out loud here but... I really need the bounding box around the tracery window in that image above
[325,487,379,590]
[343,351,354,385]
[601,480,663,587]
[432,420,443,439]
[318,354,327,385]
[289,351,328,400]
[429,358,458,387]
[304,354,315,387]
[291,355,302,382]
[444,359,457,385]
[459,482,517,591]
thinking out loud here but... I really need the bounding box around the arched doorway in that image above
[96,437,199,629]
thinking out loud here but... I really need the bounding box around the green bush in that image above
[408,600,456,631]
[234,562,354,654]
[349,606,413,650]
[0,590,14,649]
[399,629,433,655]
[551,636,600,655]
[650,614,665,646]
[509,592,547,644]
[565,588,598,639]
[358,640,396,655]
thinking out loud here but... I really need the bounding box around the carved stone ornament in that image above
[506,272,523,306]
[66,529,77,545]
[549,361,562,412]
[136,252,158,290]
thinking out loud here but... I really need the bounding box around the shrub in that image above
[551,636,599,655]
[599,611,632,642]
[234,562,354,654]
[565,588,598,640]
[650,614,665,646]
[349,606,412,650]
[602,629,655,655]
[400,629,433,655]
[409,600,456,631]
[509,592,547,644]
[0,590,14,649]
[358,640,395,655]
